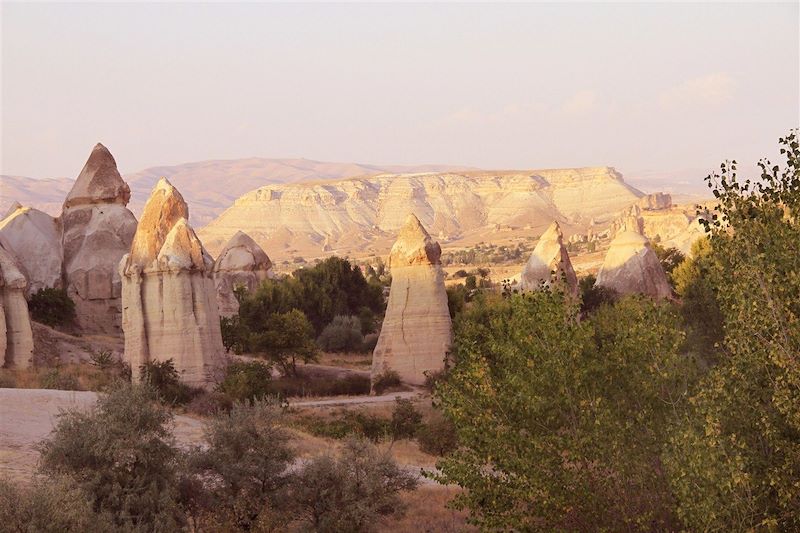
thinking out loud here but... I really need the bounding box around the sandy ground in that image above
[0,388,205,483]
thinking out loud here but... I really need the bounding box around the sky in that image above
[2,2,798,193]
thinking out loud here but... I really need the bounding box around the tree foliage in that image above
[293,437,418,533]
[664,130,800,531]
[432,291,690,530]
[28,287,76,327]
[37,383,184,531]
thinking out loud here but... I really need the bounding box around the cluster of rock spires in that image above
[212,231,274,317]
[520,221,578,295]
[519,213,670,299]
[120,178,226,386]
[62,144,138,334]
[0,243,33,368]
[371,214,451,387]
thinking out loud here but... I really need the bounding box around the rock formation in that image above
[0,206,63,295]
[638,192,672,211]
[0,243,34,368]
[212,231,274,317]
[119,178,224,387]
[61,144,137,334]
[371,214,451,387]
[520,221,578,294]
[199,167,643,259]
[595,230,672,299]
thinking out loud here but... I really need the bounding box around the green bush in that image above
[140,359,197,405]
[296,411,390,442]
[40,368,81,391]
[27,287,75,327]
[294,437,418,533]
[417,414,458,456]
[372,370,402,394]
[0,477,115,532]
[249,309,319,376]
[267,373,370,398]
[390,398,422,441]
[317,315,364,352]
[217,360,273,402]
[220,315,248,354]
[37,384,184,531]
[578,274,618,315]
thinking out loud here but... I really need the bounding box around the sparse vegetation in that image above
[371,369,402,394]
[27,287,76,328]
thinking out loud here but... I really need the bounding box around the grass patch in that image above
[0,362,128,392]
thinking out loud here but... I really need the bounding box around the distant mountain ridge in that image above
[1,158,475,225]
[198,167,644,261]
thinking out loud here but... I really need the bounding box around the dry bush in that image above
[380,486,476,533]
[0,362,128,391]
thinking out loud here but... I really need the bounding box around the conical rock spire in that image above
[64,143,131,209]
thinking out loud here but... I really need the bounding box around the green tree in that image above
[27,287,76,327]
[250,309,318,376]
[293,437,418,533]
[37,384,184,531]
[671,237,724,364]
[187,400,295,531]
[665,131,800,531]
[0,477,116,533]
[217,360,273,402]
[432,291,689,530]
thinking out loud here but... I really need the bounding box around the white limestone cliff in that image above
[0,206,63,295]
[595,230,672,299]
[120,178,224,387]
[61,144,137,334]
[212,231,274,317]
[520,221,578,294]
[371,214,451,387]
[0,243,34,368]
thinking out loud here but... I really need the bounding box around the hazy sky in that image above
[2,2,798,191]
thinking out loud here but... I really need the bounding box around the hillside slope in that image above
[199,167,644,261]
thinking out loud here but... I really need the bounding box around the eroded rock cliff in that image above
[520,221,578,294]
[0,206,63,295]
[61,144,137,334]
[120,178,224,387]
[212,231,274,317]
[371,214,451,387]
[0,243,34,368]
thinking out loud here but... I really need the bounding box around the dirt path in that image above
[288,390,420,408]
[0,388,204,483]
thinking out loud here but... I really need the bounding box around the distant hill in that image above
[1,158,474,225]
[198,167,645,263]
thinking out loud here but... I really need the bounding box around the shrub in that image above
[37,384,184,531]
[27,287,75,328]
[372,370,402,394]
[0,477,115,532]
[417,414,458,456]
[294,437,418,532]
[140,359,197,405]
[390,398,422,441]
[358,306,377,334]
[217,360,273,402]
[268,373,371,398]
[295,411,390,442]
[249,309,319,376]
[317,315,364,353]
[578,274,617,315]
[220,315,249,354]
[361,332,379,353]
[88,349,115,370]
[40,368,81,390]
[187,400,295,530]
[186,391,234,416]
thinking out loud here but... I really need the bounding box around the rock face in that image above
[371,215,451,387]
[0,243,34,368]
[596,230,672,299]
[638,192,672,211]
[120,178,225,387]
[520,221,578,294]
[0,206,63,295]
[212,231,274,317]
[61,144,137,334]
[199,167,643,260]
